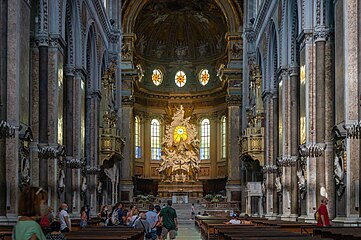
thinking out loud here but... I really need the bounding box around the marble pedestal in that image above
[158,181,203,198]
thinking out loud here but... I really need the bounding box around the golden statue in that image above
[158,105,200,182]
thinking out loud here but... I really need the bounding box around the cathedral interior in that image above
[2,0,361,231]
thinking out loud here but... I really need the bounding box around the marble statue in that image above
[296,169,307,199]
[334,155,345,197]
[275,176,282,193]
[57,169,65,198]
[21,157,30,185]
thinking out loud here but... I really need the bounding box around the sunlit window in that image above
[135,116,141,158]
[151,119,161,160]
[200,119,210,160]
[175,70,186,87]
[152,69,163,86]
[221,116,226,158]
[199,69,210,85]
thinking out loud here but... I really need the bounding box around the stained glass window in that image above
[221,116,226,158]
[152,69,163,86]
[151,119,161,160]
[199,69,210,85]
[175,70,186,87]
[200,119,210,160]
[135,116,141,158]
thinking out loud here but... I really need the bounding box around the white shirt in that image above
[59,210,71,230]
[229,219,241,224]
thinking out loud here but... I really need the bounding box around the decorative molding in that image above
[38,144,65,159]
[64,157,86,169]
[0,120,18,138]
[298,143,327,157]
[277,155,298,167]
[262,164,278,173]
[343,121,361,139]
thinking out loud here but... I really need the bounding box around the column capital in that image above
[288,65,300,77]
[49,34,66,52]
[226,95,242,106]
[35,34,49,47]
[313,26,330,42]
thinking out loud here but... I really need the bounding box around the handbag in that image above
[139,219,152,238]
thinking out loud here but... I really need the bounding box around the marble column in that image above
[289,66,299,219]
[0,0,7,217]
[343,0,359,225]
[226,97,242,201]
[358,0,361,221]
[64,66,74,209]
[280,69,292,220]
[314,27,327,206]
[120,97,134,201]
[4,0,26,222]
[324,40,335,219]
[272,92,279,216]
[38,42,49,189]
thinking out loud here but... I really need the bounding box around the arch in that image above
[63,0,82,66]
[121,0,242,34]
[287,0,299,66]
[84,24,99,92]
[266,21,279,91]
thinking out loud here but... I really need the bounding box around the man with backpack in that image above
[110,202,125,226]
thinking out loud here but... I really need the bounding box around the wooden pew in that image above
[0,226,12,240]
[313,227,361,240]
[64,227,144,240]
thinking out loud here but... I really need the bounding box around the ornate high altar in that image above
[157,105,203,198]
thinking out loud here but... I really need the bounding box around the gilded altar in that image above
[158,105,203,196]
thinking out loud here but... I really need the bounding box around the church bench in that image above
[0,226,13,240]
[195,215,227,228]
[313,227,361,240]
[216,228,320,240]
[64,228,144,240]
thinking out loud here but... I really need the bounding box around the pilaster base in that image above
[119,180,134,202]
[226,181,242,202]
[304,217,317,224]
[297,215,307,222]
[332,216,359,226]
[0,215,18,225]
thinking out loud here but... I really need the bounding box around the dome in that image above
[134,0,228,64]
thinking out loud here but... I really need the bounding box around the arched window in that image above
[200,119,210,160]
[135,116,141,158]
[152,69,163,86]
[175,70,186,87]
[221,116,227,158]
[199,69,210,85]
[151,119,161,160]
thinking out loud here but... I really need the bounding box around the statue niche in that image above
[158,105,200,182]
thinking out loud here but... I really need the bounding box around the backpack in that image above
[111,209,119,225]
[40,214,50,228]
[314,210,319,221]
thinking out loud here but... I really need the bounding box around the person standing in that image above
[159,200,178,240]
[191,203,195,220]
[80,206,88,228]
[316,197,330,227]
[13,186,47,240]
[146,205,158,240]
[59,203,71,232]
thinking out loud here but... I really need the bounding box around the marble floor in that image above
[163,223,201,240]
